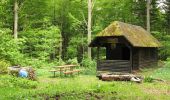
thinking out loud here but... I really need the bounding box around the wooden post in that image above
[130,47,133,73]
[97,47,100,72]
[97,47,99,61]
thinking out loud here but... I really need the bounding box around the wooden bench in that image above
[49,65,80,77]
[63,70,81,76]
[49,68,72,77]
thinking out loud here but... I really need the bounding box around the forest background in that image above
[0,0,170,70]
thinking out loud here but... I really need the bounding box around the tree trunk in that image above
[146,0,151,33]
[14,0,18,39]
[98,74,142,83]
[88,0,92,59]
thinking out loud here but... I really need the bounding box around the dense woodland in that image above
[0,0,170,69]
[1,0,170,99]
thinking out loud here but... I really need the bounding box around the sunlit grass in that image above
[1,62,170,99]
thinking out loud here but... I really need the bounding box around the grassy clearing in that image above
[0,62,170,100]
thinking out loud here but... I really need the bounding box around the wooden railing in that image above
[97,60,131,73]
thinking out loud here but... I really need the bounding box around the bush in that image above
[81,58,96,75]
[144,76,154,83]
[152,31,170,60]
[81,58,96,68]
[0,29,24,65]
[67,58,79,65]
[0,75,38,89]
[159,41,170,60]
[0,60,11,74]
[55,59,66,66]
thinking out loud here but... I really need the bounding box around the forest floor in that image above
[0,61,170,100]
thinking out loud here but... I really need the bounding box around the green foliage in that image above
[81,58,96,68]
[20,26,62,61]
[0,29,24,65]
[0,75,38,89]
[164,0,170,34]
[144,76,154,83]
[1,0,168,66]
[0,60,11,74]
[55,59,66,66]
[152,31,170,60]
[19,0,50,29]
[66,36,86,62]
[67,57,79,65]
[159,41,170,60]
[81,58,96,75]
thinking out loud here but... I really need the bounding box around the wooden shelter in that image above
[89,21,161,73]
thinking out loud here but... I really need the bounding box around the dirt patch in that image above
[41,91,117,100]
[143,85,170,95]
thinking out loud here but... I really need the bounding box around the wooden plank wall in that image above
[138,48,158,68]
[97,60,131,73]
[132,48,139,70]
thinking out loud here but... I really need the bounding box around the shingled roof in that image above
[90,21,161,47]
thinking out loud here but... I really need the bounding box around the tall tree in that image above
[150,0,163,32]
[147,0,151,32]
[14,0,18,39]
[165,0,170,34]
[88,0,92,59]
[132,0,146,27]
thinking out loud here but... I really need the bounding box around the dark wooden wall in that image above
[106,44,130,60]
[97,60,131,73]
[138,48,158,68]
[131,48,158,70]
[132,48,139,70]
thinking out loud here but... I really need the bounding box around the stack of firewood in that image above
[27,68,36,80]
[8,66,36,80]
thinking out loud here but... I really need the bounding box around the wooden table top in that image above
[54,65,78,68]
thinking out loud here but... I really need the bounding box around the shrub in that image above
[67,58,79,65]
[0,29,24,65]
[81,58,96,75]
[55,59,66,66]
[81,58,96,68]
[0,75,38,89]
[144,76,154,83]
[0,60,11,74]
[167,58,170,61]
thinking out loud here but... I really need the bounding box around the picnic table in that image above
[49,65,81,77]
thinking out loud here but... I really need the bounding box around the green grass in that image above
[0,62,170,100]
[151,62,170,80]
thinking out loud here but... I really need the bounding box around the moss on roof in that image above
[93,21,161,47]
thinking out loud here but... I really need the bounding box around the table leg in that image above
[60,68,61,76]
[54,72,55,77]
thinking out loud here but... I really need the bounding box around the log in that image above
[98,74,142,83]
[8,66,20,76]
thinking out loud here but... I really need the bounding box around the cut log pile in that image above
[98,73,142,83]
[28,67,36,80]
[8,66,36,80]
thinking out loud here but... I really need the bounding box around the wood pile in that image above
[8,66,20,76]
[8,66,36,80]
[27,67,36,80]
